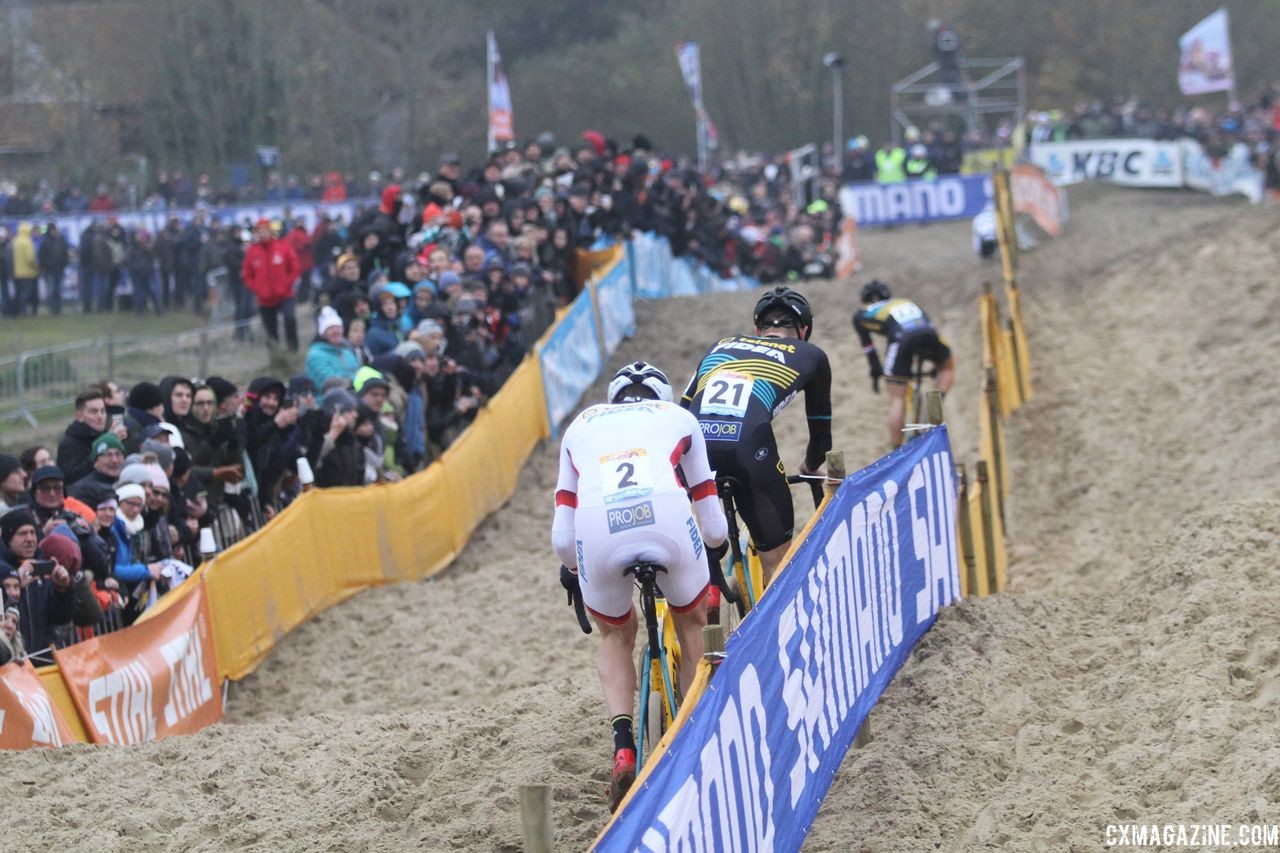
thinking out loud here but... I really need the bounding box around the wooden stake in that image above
[955,464,982,597]
[854,714,873,749]
[925,390,944,426]
[825,450,845,496]
[984,366,1007,527]
[702,624,725,661]
[976,461,1000,593]
[519,785,553,853]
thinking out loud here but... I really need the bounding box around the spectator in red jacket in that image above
[242,218,301,352]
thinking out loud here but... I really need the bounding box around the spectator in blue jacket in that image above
[365,282,407,357]
[306,306,361,387]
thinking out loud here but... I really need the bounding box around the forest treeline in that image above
[30,0,1280,174]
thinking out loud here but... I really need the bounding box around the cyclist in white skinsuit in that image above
[552,361,728,811]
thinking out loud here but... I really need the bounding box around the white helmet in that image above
[608,361,673,404]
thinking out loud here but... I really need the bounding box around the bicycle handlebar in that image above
[573,589,593,635]
[785,474,825,509]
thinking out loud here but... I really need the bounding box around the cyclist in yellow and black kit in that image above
[854,280,955,448]
[681,287,832,585]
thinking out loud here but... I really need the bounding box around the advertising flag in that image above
[676,42,712,170]
[1178,9,1234,95]
[487,31,515,153]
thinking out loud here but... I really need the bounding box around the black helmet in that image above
[861,280,892,303]
[753,287,813,340]
[608,361,673,404]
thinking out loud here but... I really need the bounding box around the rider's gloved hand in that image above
[870,371,882,394]
[560,564,580,605]
[706,541,729,564]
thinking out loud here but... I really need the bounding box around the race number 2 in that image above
[702,371,752,417]
[599,449,654,504]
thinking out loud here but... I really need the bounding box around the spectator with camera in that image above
[0,509,74,655]
[301,389,363,488]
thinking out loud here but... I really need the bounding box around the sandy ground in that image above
[4,186,1277,851]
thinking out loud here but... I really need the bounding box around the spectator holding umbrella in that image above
[242,218,301,352]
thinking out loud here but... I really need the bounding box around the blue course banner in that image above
[839,174,992,227]
[595,426,961,852]
[596,257,637,355]
[539,287,603,435]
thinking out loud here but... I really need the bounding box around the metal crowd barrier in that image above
[0,319,261,427]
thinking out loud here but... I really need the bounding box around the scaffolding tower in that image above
[890,57,1026,145]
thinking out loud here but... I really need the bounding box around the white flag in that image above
[487,31,515,152]
[1178,9,1234,96]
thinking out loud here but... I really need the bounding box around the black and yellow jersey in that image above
[680,334,832,471]
[852,298,935,348]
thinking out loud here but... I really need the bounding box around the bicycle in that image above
[706,474,825,636]
[566,561,681,783]
[902,354,938,443]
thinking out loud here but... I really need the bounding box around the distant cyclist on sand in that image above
[551,362,728,811]
[853,280,955,448]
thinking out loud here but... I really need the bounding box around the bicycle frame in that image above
[629,562,680,769]
[717,478,760,614]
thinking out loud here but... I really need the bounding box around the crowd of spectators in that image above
[0,129,845,662]
[0,129,839,320]
[845,84,1280,190]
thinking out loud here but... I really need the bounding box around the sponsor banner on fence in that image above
[0,660,77,749]
[1029,140,1183,187]
[597,427,961,851]
[1181,140,1264,203]
[54,579,220,745]
[1011,163,1068,236]
[595,256,636,355]
[839,174,992,227]
[1,199,368,250]
[539,286,604,435]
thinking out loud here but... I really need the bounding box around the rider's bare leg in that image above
[669,604,706,700]
[595,608,638,718]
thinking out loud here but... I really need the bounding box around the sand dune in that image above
[6,187,1277,852]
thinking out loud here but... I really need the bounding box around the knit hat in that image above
[144,464,170,492]
[438,271,462,291]
[126,381,165,412]
[0,454,20,482]
[205,376,238,405]
[117,462,153,486]
[318,305,343,336]
[140,440,175,471]
[393,341,426,361]
[288,375,316,396]
[115,483,146,504]
[29,465,64,488]
[0,508,37,543]
[415,319,445,339]
[91,432,125,461]
[38,529,81,573]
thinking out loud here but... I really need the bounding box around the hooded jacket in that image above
[11,223,37,279]
[56,419,102,484]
